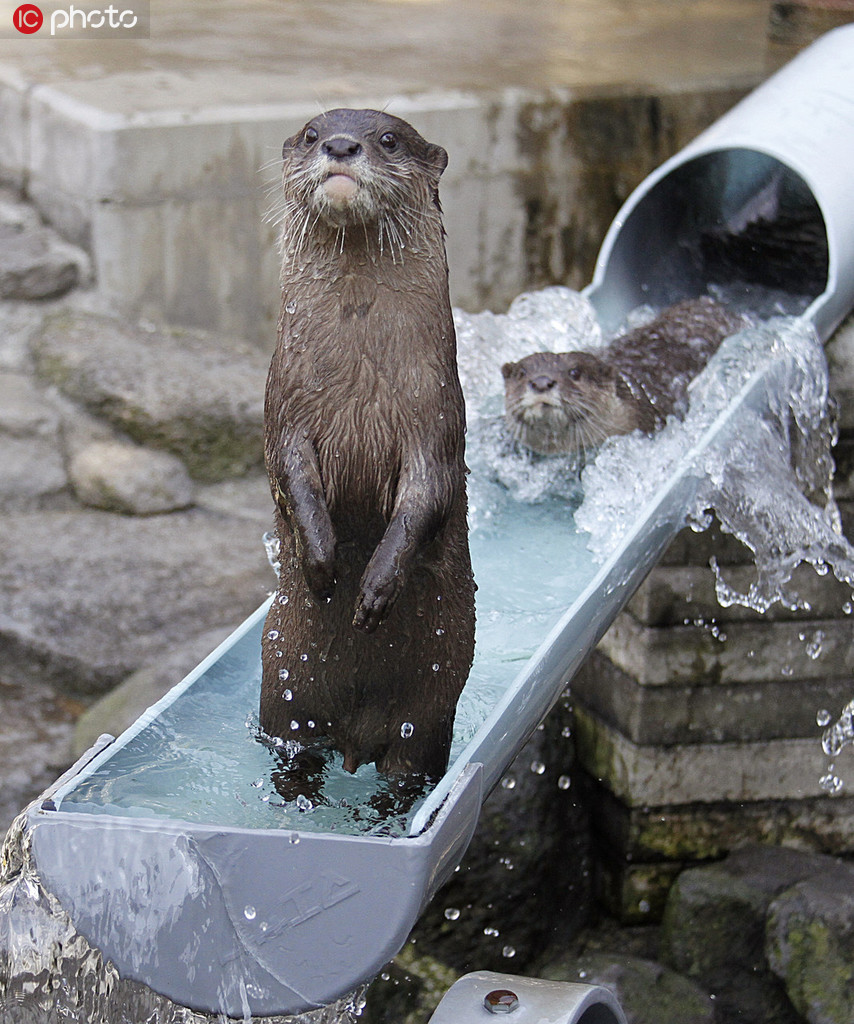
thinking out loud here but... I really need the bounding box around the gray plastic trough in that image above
[24,25,854,1020]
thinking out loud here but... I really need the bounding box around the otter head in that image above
[501,350,625,457]
[279,108,448,252]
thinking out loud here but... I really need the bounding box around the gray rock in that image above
[0,302,46,372]
[766,862,854,1024]
[0,435,68,510]
[69,441,195,515]
[32,310,268,481]
[195,471,272,527]
[71,627,234,758]
[0,223,90,301]
[660,844,838,1024]
[538,952,715,1024]
[0,508,273,695]
[0,372,62,438]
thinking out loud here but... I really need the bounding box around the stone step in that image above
[571,650,852,746]
[574,705,829,807]
[597,608,854,687]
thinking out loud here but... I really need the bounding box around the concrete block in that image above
[574,706,828,806]
[627,562,854,627]
[598,610,854,686]
[581,774,854,862]
[89,194,279,341]
[571,649,853,745]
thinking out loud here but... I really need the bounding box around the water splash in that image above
[575,314,854,613]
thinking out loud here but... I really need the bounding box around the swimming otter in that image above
[260,108,475,781]
[502,296,743,458]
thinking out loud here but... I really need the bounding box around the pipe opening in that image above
[591,148,829,331]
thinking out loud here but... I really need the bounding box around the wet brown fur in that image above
[261,109,475,779]
[502,296,743,457]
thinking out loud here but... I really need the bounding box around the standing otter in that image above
[260,109,475,781]
[502,296,743,458]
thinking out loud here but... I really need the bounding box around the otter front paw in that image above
[353,569,401,634]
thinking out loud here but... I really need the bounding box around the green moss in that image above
[778,916,854,1023]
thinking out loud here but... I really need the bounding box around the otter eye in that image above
[380,132,398,151]
[568,366,582,381]
[304,127,319,146]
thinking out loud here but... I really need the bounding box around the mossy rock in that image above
[32,311,267,482]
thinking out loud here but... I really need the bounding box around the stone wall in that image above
[0,81,753,345]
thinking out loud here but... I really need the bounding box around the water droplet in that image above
[431,663,440,672]
[557,775,571,790]
[483,926,500,937]
[820,771,844,795]
[307,720,316,729]
[289,832,300,845]
[251,777,264,789]
[400,722,415,739]
[500,776,516,790]
[817,709,832,727]
[244,906,257,921]
[502,946,516,959]
[290,720,300,731]
[444,907,460,921]
[435,628,445,636]
[300,652,309,662]
[806,630,825,660]
[278,668,290,682]
[282,689,293,702]
[278,593,289,605]
[285,300,297,314]
[296,794,313,812]
[638,899,651,914]
[530,760,545,775]
[267,630,280,641]
[561,726,572,738]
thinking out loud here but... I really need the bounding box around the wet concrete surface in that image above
[0,0,776,114]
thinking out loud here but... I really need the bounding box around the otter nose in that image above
[323,136,363,160]
[529,374,557,393]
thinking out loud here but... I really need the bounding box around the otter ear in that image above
[501,362,516,379]
[425,143,449,176]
